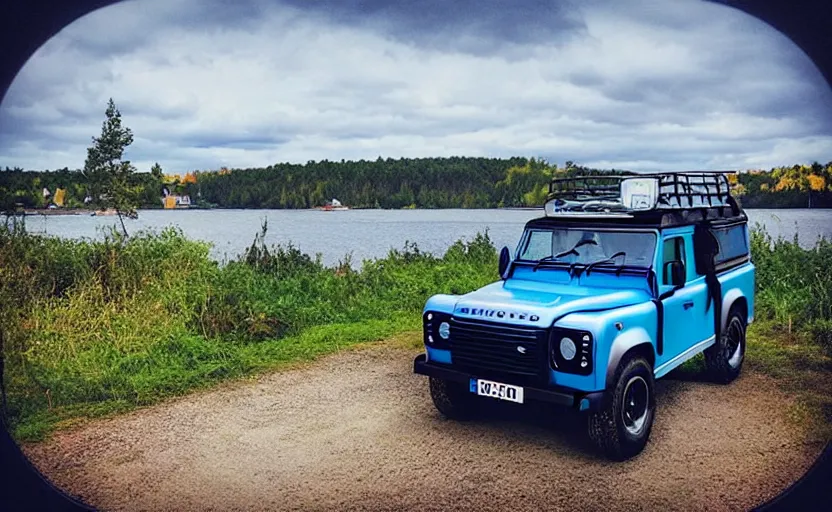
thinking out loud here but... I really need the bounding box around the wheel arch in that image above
[605,327,656,390]
[721,289,749,331]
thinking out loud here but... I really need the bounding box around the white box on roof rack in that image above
[620,177,659,210]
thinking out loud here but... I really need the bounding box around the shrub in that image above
[750,224,832,331]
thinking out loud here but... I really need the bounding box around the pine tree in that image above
[82,98,139,236]
[151,162,163,181]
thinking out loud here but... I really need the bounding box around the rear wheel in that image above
[429,377,478,420]
[588,356,656,461]
[704,308,746,384]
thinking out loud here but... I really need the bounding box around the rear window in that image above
[712,225,749,264]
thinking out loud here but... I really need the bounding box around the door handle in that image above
[683,301,694,310]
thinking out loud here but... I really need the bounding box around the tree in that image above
[82,98,139,235]
[151,162,163,181]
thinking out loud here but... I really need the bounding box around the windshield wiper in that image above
[532,238,598,272]
[584,251,627,276]
[531,254,557,271]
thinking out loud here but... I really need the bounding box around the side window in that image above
[519,230,553,260]
[662,236,686,285]
[712,225,749,264]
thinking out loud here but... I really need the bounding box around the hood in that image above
[451,279,651,329]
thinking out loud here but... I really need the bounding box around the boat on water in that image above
[319,198,349,211]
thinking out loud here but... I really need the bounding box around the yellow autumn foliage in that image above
[807,174,826,192]
[775,176,796,191]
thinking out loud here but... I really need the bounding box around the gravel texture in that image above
[21,345,825,512]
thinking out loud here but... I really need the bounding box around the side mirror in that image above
[498,246,511,279]
[664,260,686,287]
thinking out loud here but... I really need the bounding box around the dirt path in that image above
[21,344,825,512]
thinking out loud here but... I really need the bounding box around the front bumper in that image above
[413,354,606,412]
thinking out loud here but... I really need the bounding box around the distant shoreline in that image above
[6,204,831,217]
[20,208,89,216]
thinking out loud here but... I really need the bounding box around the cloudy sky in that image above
[0,0,830,174]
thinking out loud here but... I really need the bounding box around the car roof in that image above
[525,206,748,231]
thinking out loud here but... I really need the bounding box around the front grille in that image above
[449,317,549,384]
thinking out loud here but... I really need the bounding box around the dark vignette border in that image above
[0,1,829,511]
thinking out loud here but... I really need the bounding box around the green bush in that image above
[750,224,832,337]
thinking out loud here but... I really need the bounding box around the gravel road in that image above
[21,343,825,512]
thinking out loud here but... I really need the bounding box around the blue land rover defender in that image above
[413,172,755,460]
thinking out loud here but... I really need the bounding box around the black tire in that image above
[588,356,656,461]
[704,308,746,384]
[429,377,478,420]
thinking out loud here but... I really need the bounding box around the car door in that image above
[657,229,707,369]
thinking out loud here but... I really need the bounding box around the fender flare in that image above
[605,327,655,389]
[721,288,746,332]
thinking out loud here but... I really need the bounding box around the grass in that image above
[744,223,832,440]
[744,322,832,441]
[1,215,830,443]
[9,318,421,442]
[0,217,495,441]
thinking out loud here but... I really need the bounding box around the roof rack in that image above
[545,172,739,216]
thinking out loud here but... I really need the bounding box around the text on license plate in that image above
[470,378,524,403]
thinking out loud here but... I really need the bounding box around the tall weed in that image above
[750,224,832,351]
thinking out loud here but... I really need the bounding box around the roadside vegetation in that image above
[0,218,497,441]
[743,225,832,440]
[1,218,829,443]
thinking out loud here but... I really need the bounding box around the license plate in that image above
[470,378,524,404]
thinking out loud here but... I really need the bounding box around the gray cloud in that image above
[277,0,588,55]
[0,0,830,175]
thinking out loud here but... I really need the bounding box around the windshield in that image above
[516,228,656,268]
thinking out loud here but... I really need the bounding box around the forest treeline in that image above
[2,158,831,210]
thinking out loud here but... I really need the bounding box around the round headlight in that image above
[560,337,576,361]
[438,322,450,339]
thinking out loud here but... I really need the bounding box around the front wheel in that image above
[588,356,656,461]
[429,377,478,420]
[704,308,746,384]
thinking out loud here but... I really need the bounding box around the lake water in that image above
[12,208,832,268]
